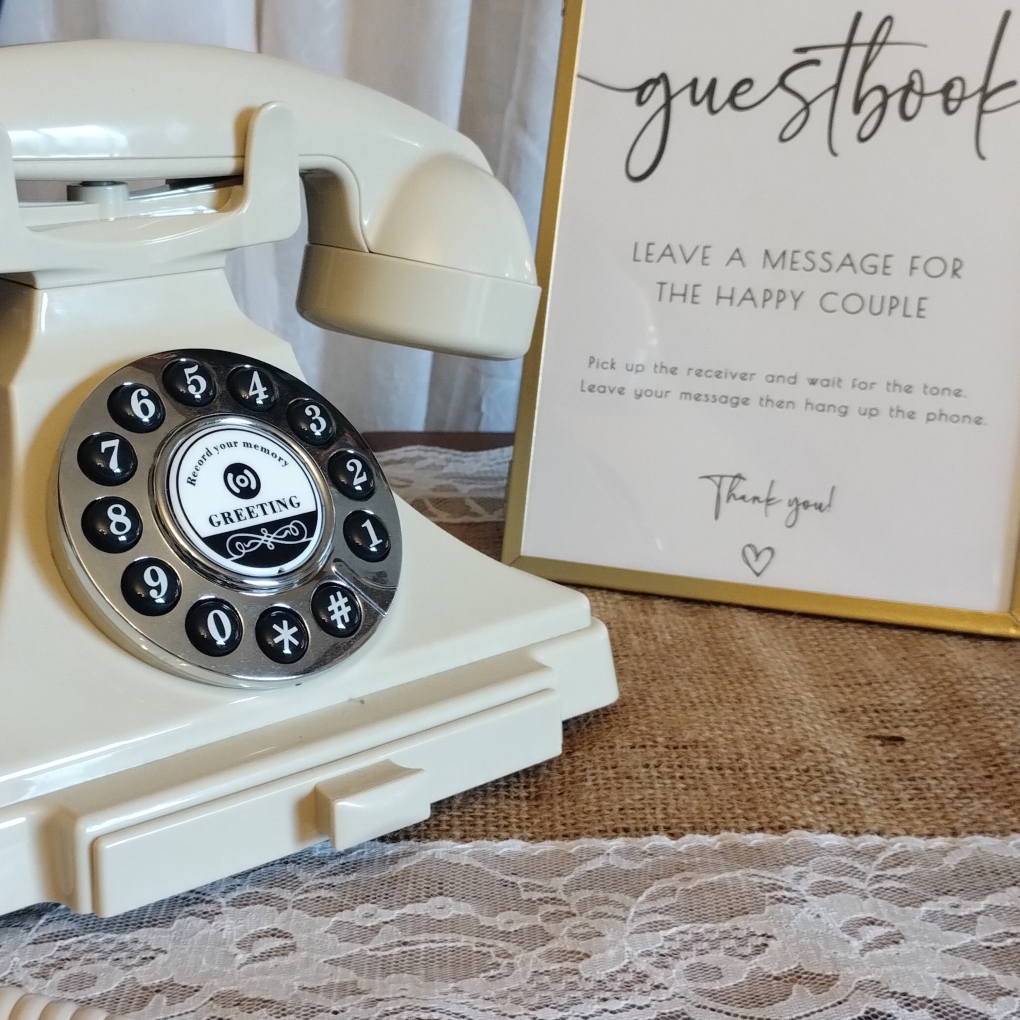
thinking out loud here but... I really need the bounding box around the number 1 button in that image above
[343,511,390,561]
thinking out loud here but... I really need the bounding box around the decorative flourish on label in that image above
[225,520,310,561]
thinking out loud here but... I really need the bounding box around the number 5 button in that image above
[343,510,390,561]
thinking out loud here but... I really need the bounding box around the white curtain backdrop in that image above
[0,0,561,432]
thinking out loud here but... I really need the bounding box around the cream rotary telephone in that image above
[0,41,616,918]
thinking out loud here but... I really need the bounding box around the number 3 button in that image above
[287,398,335,446]
[343,510,390,561]
[82,496,142,553]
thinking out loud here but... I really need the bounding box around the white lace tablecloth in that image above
[4,449,1019,1019]
[3,835,1020,1020]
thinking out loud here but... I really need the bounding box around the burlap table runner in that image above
[394,519,1020,840]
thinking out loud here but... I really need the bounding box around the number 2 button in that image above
[329,451,375,500]
[77,432,137,485]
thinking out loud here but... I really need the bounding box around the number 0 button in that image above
[163,359,216,407]
[77,432,137,485]
[287,398,335,446]
[81,496,142,553]
[186,598,242,657]
[121,558,181,616]
[107,383,165,433]
[256,606,309,664]
[343,511,390,561]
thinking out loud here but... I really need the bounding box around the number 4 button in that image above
[228,366,277,411]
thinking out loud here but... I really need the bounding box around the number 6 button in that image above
[107,383,165,433]
[343,510,390,561]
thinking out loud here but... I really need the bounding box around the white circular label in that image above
[166,423,326,579]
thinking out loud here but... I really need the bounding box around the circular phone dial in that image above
[52,350,401,688]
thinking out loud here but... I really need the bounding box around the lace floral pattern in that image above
[376,445,511,523]
[3,833,1020,1019]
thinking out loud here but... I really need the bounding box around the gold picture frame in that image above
[502,0,1020,638]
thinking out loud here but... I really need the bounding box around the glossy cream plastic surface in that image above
[0,40,540,357]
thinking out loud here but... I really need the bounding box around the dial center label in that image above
[166,422,326,578]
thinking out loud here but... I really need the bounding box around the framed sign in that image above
[503,0,1020,636]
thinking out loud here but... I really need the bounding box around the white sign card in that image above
[504,0,1020,634]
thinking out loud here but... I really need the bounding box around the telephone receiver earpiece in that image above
[0,40,541,358]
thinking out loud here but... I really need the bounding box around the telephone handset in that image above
[0,41,616,918]
[56,349,400,686]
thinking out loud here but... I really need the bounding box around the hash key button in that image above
[229,365,278,411]
[311,582,362,638]
[77,432,137,485]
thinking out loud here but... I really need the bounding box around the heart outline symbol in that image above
[741,543,775,577]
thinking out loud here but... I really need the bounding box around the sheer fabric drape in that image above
[0,0,560,432]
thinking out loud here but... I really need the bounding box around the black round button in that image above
[328,451,375,501]
[228,365,278,412]
[186,598,242,657]
[311,582,362,638]
[343,511,391,562]
[163,359,216,407]
[287,398,336,446]
[121,558,181,616]
[107,383,165,433]
[255,606,309,664]
[81,496,143,553]
[77,432,137,485]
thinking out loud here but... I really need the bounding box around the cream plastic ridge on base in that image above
[0,41,617,918]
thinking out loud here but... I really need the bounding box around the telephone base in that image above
[0,500,617,918]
